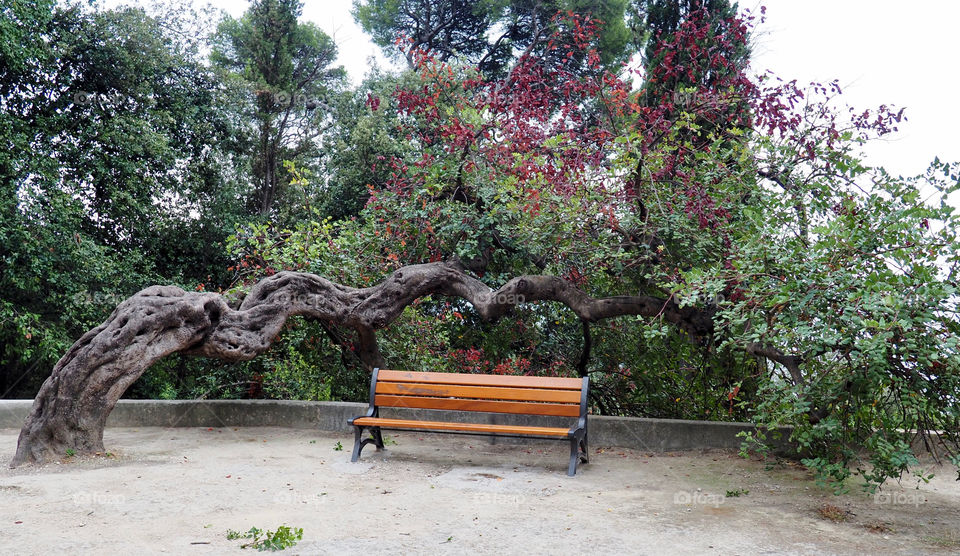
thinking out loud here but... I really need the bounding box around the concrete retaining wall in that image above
[0,399,792,453]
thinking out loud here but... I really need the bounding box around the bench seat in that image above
[350,417,573,437]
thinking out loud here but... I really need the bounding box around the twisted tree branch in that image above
[11,261,714,467]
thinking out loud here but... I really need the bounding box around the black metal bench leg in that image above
[372,427,385,451]
[568,437,580,476]
[568,430,589,476]
[352,426,387,462]
[351,426,365,462]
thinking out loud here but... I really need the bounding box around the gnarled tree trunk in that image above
[11,261,713,467]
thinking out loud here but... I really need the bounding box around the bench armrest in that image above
[574,376,589,433]
[349,367,381,425]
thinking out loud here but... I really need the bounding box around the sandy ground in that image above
[1,427,958,555]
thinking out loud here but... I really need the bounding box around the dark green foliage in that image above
[353,0,492,64]
[318,69,410,220]
[353,0,631,74]
[210,0,346,220]
[0,2,248,397]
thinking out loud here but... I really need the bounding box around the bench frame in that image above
[348,368,590,476]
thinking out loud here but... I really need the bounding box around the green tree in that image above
[318,69,415,220]
[210,0,346,219]
[353,0,491,66]
[0,2,248,397]
[353,0,631,75]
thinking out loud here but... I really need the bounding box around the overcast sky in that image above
[750,1,959,180]
[108,0,959,180]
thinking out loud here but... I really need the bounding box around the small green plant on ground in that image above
[725,488,749,497]
[383,436,398,446]
[226,525,303,551]
[333,441,343,451]
[65,448,75,458]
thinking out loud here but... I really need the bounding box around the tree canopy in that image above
[211,0,346,217]
[352,0,632,73]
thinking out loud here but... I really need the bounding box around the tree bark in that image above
[11,261,714,467]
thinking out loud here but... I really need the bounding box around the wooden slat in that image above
[375,382,581,404]
[351,417,571,437]
[375,395,582,417]
[377,369,583,390]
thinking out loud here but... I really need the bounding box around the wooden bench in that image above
[348,368,590,475]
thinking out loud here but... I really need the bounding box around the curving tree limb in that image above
[11,261,713,467]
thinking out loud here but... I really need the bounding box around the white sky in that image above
[750,0,959,179]
[104,0,958,180]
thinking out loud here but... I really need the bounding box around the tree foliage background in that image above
[2,0,958,489]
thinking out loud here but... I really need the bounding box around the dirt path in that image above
[1,427,958,555]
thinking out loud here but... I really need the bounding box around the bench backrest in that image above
[371,369,587,418]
